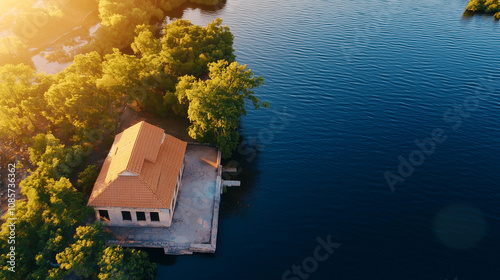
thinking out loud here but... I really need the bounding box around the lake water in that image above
[153,0,500,279]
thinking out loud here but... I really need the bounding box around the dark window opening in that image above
[122,211,132,221]
[150,212,160,222]
[136,211,146,221]
[99,210,110,221]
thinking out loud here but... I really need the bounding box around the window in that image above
[99,210,110,221]
[150,212,160,222]
[136,211,146,221]
[122,211,132,221]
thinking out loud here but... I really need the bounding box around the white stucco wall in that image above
[93,157,186,228]
[95,207,172,227]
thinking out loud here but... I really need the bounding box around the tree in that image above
[83,0,163,55]
[99,47,174,116]
[0,200,38,279]
[29,133,86,179]
[54,223,106,279]
[131,24,161,56]
[81,0,225,55]
[0,35,33,66]
[179,60,267,157]
[13,6,64,43]
[0,64,52,146]
[0,174,92,280]
[168,75,197,116]
[45,51,120,143]
[77,164,99,196]
[99,18,237,117]
[160,18,235,77]
[465,0,500,19]
[0,165,154,279]
[53,224,157,280]
[98,246,156,280]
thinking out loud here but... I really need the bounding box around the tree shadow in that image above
[219,134,262,218]
[165,0,228,19]
[461,10,499,23]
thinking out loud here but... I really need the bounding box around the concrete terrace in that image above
[106,144,222,255]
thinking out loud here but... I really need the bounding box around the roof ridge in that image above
[88,122,145,207]
[125,121,145,173]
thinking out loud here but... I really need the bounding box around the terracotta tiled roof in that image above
[88,121,187,209]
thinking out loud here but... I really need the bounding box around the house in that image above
[87,121,187,228]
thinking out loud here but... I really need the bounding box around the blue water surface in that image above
[154,0,500,279]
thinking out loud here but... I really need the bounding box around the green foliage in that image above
[45,51,120,142]
[1,16,265,160]
[131,24,162,56]
[171,75,197,116]
[179,60,267,157]
[78,165,99,196]
[0,51,120,154]
[13,7,64,42]
[0,166,156,279]
[0,36,33,66]
[0,64,52,145]
[85,0,164,55]
[85,0,224,55]
[29,134,67,172]
[29,133,86,179]
[465,0,500,18]
[99,47,175,116]
[0,174,92,279]
[0,165,157,279]
[160,18,235,77]
[0,131,92,279]
[98,246,156,280]
[86,0,221,54]
[99,18,235,116]
[53,224,156,280]
[55,223,106,279]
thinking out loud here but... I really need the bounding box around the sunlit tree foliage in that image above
[465,0,500,19]
[178,60,267,157]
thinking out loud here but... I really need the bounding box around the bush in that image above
[77,164,99,196]
[465,0,500,15]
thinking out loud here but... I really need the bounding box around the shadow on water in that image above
[142,247,217,267]
[164,0,227,20]
[219,134,262,218]
[141,248,178,266]
[461,10,500,23]
[146,0,228,52]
